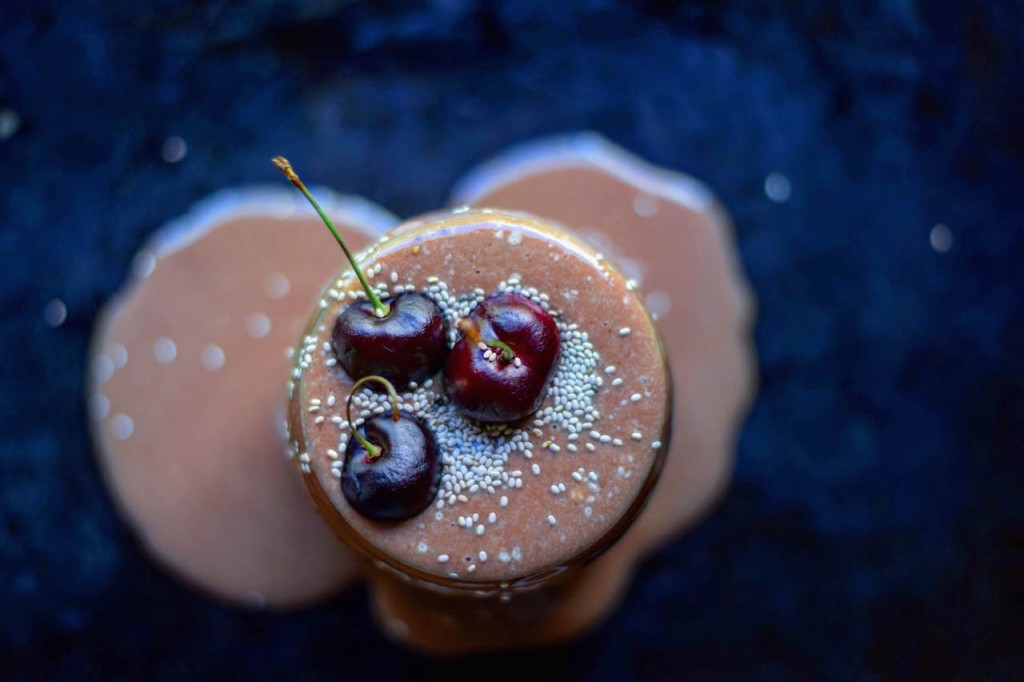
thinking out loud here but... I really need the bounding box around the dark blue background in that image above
[2,1,1022,679]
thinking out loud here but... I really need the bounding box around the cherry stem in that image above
[487,339,515,363]
[273,157,390,318]
[345,375,402,461]
[457,318,515,363]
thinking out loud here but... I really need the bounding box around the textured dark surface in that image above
[2,1,1023,680]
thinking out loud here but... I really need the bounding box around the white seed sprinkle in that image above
[89,393,110,420]
[546,515,557,526]
[201,344,225,371]
[531,464,541,475]
[499,496,508,507]
[631,431,643,440]
[153,337,177,364]
[92,356,114,382]
[110,414,134,440]
[476,525,485,536]
[266,273,290,299]
[43,298,67,327]
[630,393,643,402]
[108,343,128,369]
[585,443,596,452]
[437,554,449,563]
[246,312,272,339]
[618,327,632,337]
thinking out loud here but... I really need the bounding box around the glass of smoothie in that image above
[278,159,672,653]
[88,138,753,638]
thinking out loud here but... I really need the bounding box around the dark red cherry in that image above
[342,410,440,521]
[273,158,448,388]
[444,292,560,423]
[341,375,441,521]
[332,292,447,387]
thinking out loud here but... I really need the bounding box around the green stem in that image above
[457,318,515,363]
[273,157,390,318]
[345,375,402,460]
[487,339,515,363]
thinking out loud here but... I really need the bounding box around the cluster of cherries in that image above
[276,159,561,521]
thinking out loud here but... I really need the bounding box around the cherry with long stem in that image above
[273,157,448,387]
[346,374,401,461]
[273,157,389,318]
